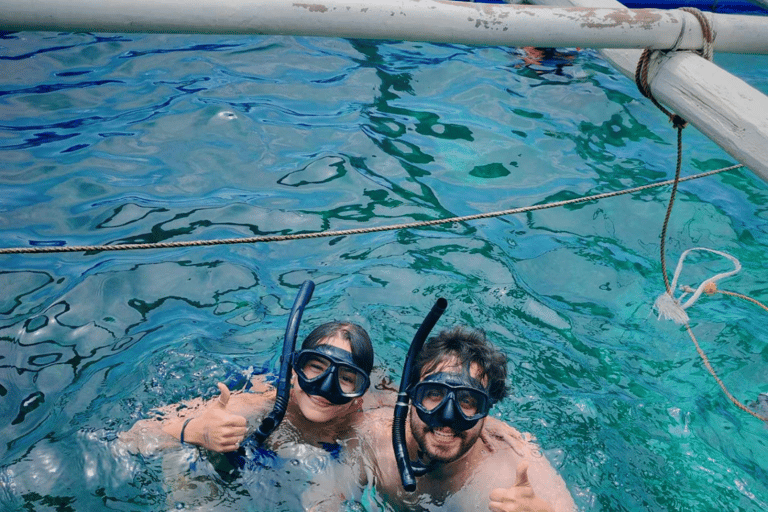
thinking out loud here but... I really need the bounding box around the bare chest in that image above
[377,451,519,511]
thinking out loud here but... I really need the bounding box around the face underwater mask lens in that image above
[292,344,370,404]
[410,372,491,431]
[298,354,332,380]
[338,366,365,394]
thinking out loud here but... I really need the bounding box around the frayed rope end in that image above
[653,292,689,325]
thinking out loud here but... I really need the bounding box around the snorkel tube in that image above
[251,279,315,444]
[225,280,315,472]
[392,297,447,492]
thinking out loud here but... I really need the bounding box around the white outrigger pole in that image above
[1,0,766,51]
[527,0,768,183]
[2,0,768,179]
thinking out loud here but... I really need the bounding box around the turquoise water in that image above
[1,31,767,511]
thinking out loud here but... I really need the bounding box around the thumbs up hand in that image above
[215,382,232,409]
[186,382,248,453]
[488,460,554,512]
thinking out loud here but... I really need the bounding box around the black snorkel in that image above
[392,297,447,492]
[251,279,315,443]
[224,280,314,470]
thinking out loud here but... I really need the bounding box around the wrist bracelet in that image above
[180,417,194,445]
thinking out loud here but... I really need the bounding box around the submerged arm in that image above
[303,408,386,511]
[302,448,367,512]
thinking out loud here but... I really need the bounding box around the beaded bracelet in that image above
[180,417,194,445]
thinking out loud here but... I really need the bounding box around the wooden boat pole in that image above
[528,0,768,182]
[0,0,767,53]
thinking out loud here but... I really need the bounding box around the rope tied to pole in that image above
[679,7,714,61]
[634,7,715,130]
[645,9,765,421]
[635,49,688,130]
[641,6,715,297]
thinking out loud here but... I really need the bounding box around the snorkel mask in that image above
[292,344,370,405]
[410,371,492,432]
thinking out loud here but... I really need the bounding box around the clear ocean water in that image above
[0,31,767,511]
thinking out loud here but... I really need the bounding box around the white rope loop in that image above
[654,247,742,324]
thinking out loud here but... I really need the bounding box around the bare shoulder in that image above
[480,418,576,512]
[481,416,532,454]
[358,406,393,436]
[365,369,398,409]
[354,406,396,461]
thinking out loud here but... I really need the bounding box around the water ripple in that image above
[1,33,767,512]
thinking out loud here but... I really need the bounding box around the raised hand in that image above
[488,460,554,512]
[185,382,248,453]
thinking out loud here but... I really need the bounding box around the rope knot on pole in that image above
[679,7,714,61]
[634,8,714,129]
[634,49,688,128]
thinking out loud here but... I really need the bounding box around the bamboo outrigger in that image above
[2,0,767,180]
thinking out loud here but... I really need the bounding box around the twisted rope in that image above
[634,7,714,132]
[680,7,714,61]
[0,165,740,255]
[635,50,688,131]
[642,9,764,422]
[659,124,685,294]
[657,162,766,423]
[685,323,768,422]
[713,287,768,314]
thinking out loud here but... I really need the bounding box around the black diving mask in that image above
[409,372,492,432]
[292,344,370,405]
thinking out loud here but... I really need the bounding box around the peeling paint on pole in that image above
[0,0,764,54]
[293,4,329,14]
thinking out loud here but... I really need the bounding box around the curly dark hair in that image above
[414,326,508,403]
